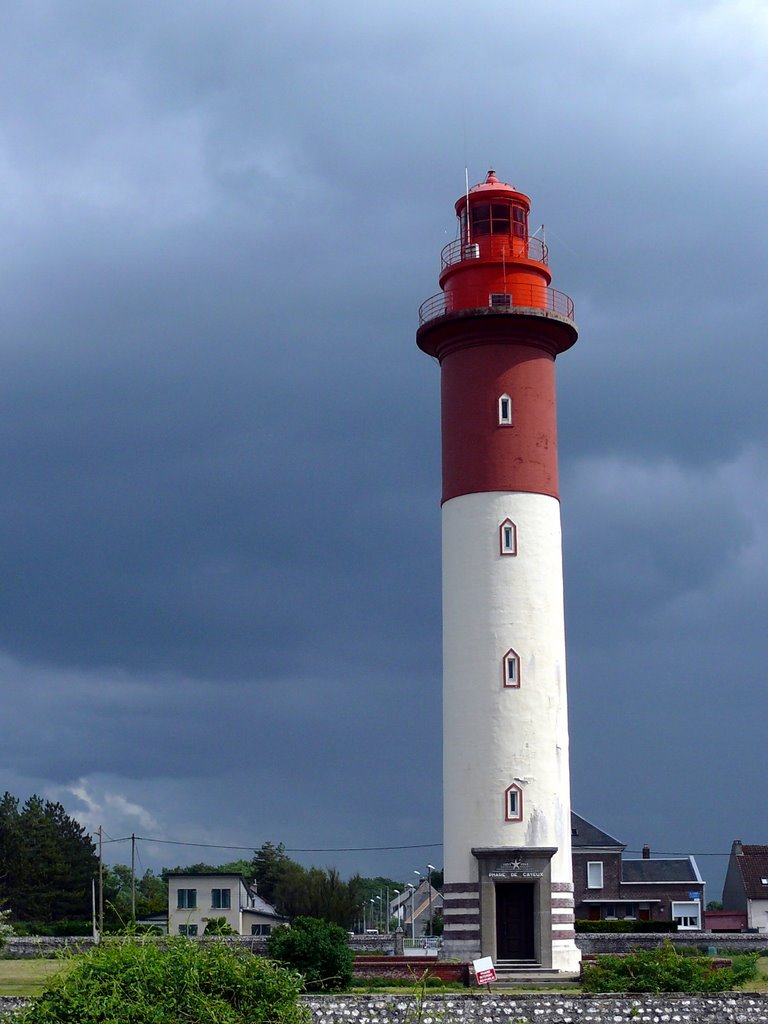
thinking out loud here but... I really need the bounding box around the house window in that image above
[587,862,603,889]
[179,924,198,936]
[211,888,231,910]
[504,783,523,822]
[177,888,197,910]
[251,924,272,936]
[503,648,520,688]
[671,901,701,930]
[498,394,513,425]
[500,519,517,556]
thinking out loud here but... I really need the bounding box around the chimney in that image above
[642,845,650,859]
[733,840,743,856]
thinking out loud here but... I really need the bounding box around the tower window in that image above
[504,783,523,822]
[498,394,512,425]
[503,648,520,688]
[499,519,517,556]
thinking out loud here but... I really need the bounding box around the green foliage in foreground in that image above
[267,916,354,992]
[15,937,310,1024]
[581,942,759,993]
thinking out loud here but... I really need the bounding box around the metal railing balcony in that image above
[440,235,548,272]
[418,285,575,326]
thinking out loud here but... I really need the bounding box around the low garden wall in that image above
[304,992,768,1024]
[3,992,768,1024]
[576,931,768,955]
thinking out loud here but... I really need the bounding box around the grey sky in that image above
[0,0,766,895]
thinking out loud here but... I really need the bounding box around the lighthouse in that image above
[417,171,580,972]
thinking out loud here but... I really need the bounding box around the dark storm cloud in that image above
[0,0,765,886]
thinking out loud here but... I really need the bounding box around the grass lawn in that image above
[740,955,768,992]
[0,960,70,997]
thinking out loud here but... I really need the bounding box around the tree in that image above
[103,865,167,929]
[0,793,97,925]
[267,916,353,992]
[251,842,291,903]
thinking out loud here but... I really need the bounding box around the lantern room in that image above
[418,170,574,327]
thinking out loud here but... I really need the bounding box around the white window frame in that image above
[503,648,520,688]
[671,901,701,930]
[504,783,523,822]
[587,861,604,889]
[499,519,517,556]
[498,394,513,425]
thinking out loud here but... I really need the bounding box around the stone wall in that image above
[304,992,768,1024]
[4,992,768,1024]
[575,931,768,955]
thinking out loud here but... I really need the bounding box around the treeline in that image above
[0,793,98,926]
[0,789,423,934]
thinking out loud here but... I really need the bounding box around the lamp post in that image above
[406,881,417,940]
[426,864,436,939]
[375,895,383,933]
[392,889,400,928]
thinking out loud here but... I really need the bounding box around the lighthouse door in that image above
[495,883,535,960]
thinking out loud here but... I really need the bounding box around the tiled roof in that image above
[736,845,768,899]
[571,812,625,850]
[622,858,700,884]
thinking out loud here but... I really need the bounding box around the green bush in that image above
[13,919,93,937]
[581,941,759,993]
[576,919,678,933]
[16,936,310,1024]
[267,916,353,992]
[0,909,13,950]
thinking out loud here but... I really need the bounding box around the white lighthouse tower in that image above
[417,171,580,973]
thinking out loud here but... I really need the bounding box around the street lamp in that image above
[392,890,400,929]
[406,882,416,941]
[426,864,436,938]
[375,895,383,933]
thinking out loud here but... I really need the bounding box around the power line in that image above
[131,836,443,853]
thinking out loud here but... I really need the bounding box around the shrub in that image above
[203,916,237,935]
[267,916,353,992]
[16,936,310,1024]
[0,909,13,950]
[576,919,678,933]
[581,941,759,993]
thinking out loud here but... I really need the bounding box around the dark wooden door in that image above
[495,883,535,960]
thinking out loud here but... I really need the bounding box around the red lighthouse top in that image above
[417,170,576,356]
[416,171,578,503]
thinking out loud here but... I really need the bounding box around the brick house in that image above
[722,841,768,933]
[571,813,705,929]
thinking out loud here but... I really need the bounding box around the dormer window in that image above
[504,783,523,822]
[499,519,517,556]
[503,648,520,688]
[498,394,513,425]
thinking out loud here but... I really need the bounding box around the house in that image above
[571,812,705,929]
[389,879,443,936]
[167,871,288,937]
[722,841,768,933]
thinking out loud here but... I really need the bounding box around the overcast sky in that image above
[0,0,766,899]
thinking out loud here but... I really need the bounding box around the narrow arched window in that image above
[498,394,512,425]
[499,519,517,556]
[504,783,523,823]
[503,649,520,688]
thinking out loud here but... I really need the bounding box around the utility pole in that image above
[98,825,104,937]
[131,833,136,924]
